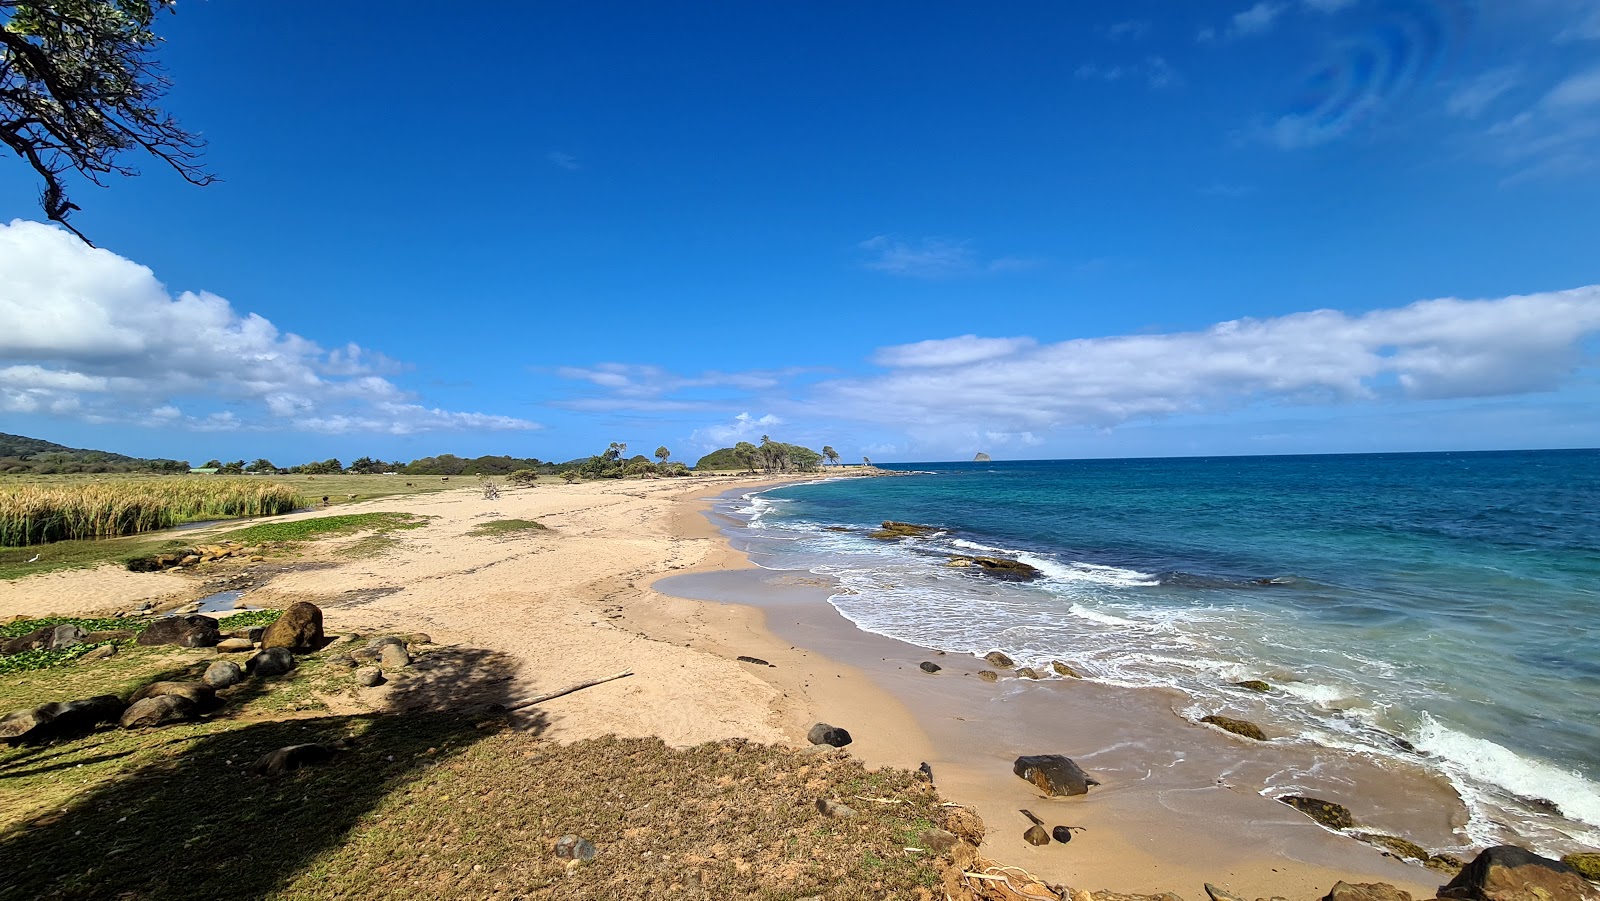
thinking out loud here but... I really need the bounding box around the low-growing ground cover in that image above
[467,518,548,537]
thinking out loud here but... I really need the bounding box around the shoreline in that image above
[654,482,1456,899]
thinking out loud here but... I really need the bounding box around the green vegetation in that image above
[0,479,302,546]
[506,469,539,487]
[0,609,281,676]
[0,432,189,475]
[467,518,547,537]
[695,436,824,473]
[211,512,429,545]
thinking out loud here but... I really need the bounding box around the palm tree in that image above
[822,446,840,467]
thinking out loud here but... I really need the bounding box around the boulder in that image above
[129,680,216,708]
[136,615,221,648]
[1233,680,1272,692]
[1278,796,1356,830]
[203,661,243,689]
[406,633,433,645]
[1323,883,1413,901]
[0,695,124,744]
[1024,824,1050,845]
[78,644,117,662]
[354,666,384,687]
[867,521,939,540]
[1052,826,1076,843]
[815,799,857,819]
[984,651,1015,668]
[807,722,852,747]
[977,670,999,683]
[253,743,335,777]
[1440,846,1600,901]
[378,643,411,669]
[1352,832,1429,862]
[1563,853,1600,881]
[946,555,1044,582]
[554,835,598,860]
[919,661,941,673]
[246,647,295,678]
[230,626,266,642]
[1202,714,1267,741]
[1,623,87,655]
[215,638,253,653]
[1013,754,1098,796]
[119,695,195,728]
[1052,661,1083,678]
[1016,667,1042,680]
[259,601,324,651]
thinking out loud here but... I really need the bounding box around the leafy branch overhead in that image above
[0,0,214,243]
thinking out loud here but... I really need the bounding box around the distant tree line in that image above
[693,436,823,473]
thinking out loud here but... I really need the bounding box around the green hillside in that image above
[0,432,188,475]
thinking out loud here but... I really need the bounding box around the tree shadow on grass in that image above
[0,646,538,901]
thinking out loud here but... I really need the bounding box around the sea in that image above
[717,450,1600,855]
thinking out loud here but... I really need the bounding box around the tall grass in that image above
[0,479,303,546]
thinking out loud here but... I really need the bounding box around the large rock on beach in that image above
[1013,754,1097,796]
[129,680,215,709]
[136,615,221,648]
[119,695,195,729]
[1279,795,1356,830]
[246,647,295,678]
[984,651,1015,668]
[807,722,852,747]
[1564,853,1600,881]
[1322,883,1413,901]
[0,695,124,744]
[1440,846,1600,901]
[203,661,243,689]
[260,601,324,651]
[1201,714,1267,741]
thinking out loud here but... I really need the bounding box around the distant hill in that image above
[0,432,189,474]
[694,441,823,472]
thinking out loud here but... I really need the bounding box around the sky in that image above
[2,0,1600,465]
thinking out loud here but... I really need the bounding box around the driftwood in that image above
[505,671,633,711]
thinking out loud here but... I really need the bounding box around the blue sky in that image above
[3,0,1599,464]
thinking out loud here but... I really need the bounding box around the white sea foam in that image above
[1066,603,1139,627]
[1415,712,1600,829]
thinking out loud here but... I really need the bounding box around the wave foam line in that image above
[1415,712,1600,829]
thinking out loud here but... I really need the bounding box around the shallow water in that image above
[721,450,1600,855]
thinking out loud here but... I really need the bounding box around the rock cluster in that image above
[867,521,940,540]
[126,542,265,572]
[1440,845,1600,901]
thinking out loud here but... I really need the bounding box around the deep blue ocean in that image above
[729,450,1600,850]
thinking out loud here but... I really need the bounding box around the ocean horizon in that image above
[719,448,1600,857]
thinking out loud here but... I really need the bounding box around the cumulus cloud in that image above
[0,220,539,434]
[816,287,1600,432]
[689,412,783,449]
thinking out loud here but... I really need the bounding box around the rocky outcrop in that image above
[807,723,852,747]
[1323,883,1413,901]
[1440,846,1600,901]
[868,521,939,540]
[126,542,261,572]
[1201,714,1267,741]
[136,614,221,648]
[974,453,991,462]
[1564,853,1600,881]
[1352,832,1428,863]
[1278,795,1356,830]
[1013,754,1097,796]
[260,601,324,651]
[0,695,124,744]
[946,556,1043,582]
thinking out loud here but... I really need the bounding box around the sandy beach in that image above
[0,475,1460,898]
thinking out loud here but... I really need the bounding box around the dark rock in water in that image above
[1322,882,1414,901]
[554,834,598,861]
[823,526,854,533]
[984,651,1015,668]
[1522,796,1563,816]
[119,695,195,728]
[203,661,243,689]
[807,722,852,747]
[1023,824,1050,846]
[736,655,771,666]
[1279,795,1356,830]
[1052,661,1083,678]
[1016,666,1042,680]
[1,695,124,744]
[1051,826,1074,844]
[1201,714,1267,741]
[867,521,939,540]
[136,614,221,648]
[1353,833,1428,862]
[260,601,324,651]
[977,670,1000,683]
[958,556,1044,581]
[919,661,941,673]
[246,647,295,678]
[1232,679,1272,692]
[1013,754,1098,796]
[254,743,335,776]
[1563,853,1600,881]
[1440,846,1600,901]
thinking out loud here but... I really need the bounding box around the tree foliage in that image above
[1,0,215,241]
[694,438,823,473]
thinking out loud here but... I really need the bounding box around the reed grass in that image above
[0,479,302,546]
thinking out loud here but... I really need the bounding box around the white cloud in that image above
[1542,67,1600,109]
[857,236,1038,278]
[1232,2,1286,35]
[1447,68,1523,119]
[0,220,540,434]
[814,287,1600,433]
[1075,57,1180,90]
[689,412,783,448]
[1104,20,1150,40]
[1481,67,1600,181]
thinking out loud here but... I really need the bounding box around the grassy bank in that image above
[0,479,302,546]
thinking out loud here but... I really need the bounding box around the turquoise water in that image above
[727,450,1600,851]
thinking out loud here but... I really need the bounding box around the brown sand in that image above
[0,474,1453,899]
